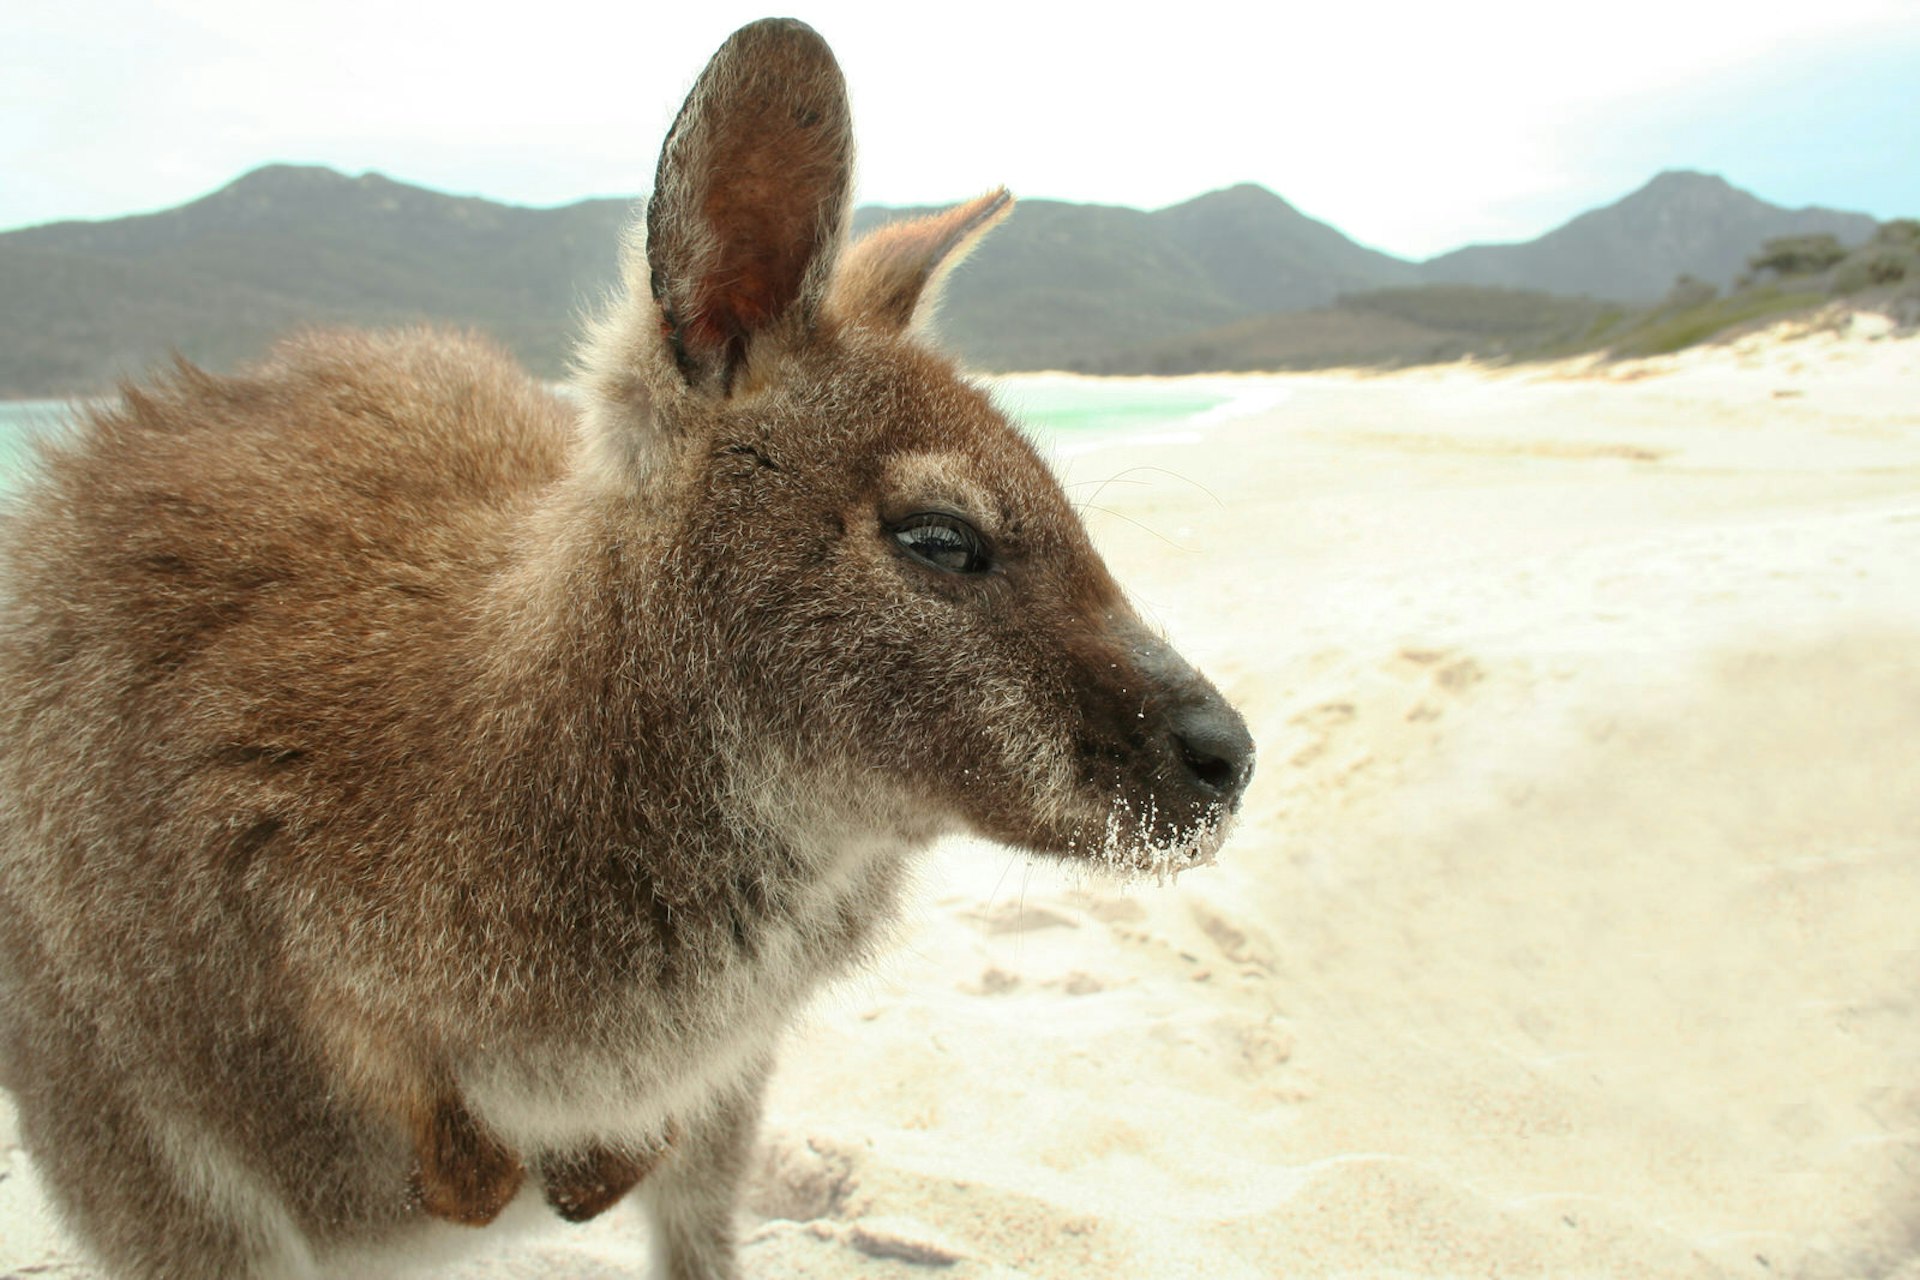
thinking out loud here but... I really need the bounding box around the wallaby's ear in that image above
[646,18,855,392]
[829,189,1013,336]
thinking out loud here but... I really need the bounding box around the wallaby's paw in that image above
[541,1128,678,1223]
[411,1097,527,1226]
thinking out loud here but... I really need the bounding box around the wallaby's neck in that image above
[455,459,947,898]
[456,476,696,837]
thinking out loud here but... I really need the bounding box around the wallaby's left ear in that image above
[646,18,855,392]
[829,189,1013,336]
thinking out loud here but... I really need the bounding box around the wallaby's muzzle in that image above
[1113,623,1254,846]
[988,609,1257,878]
[1145,644,1256,807]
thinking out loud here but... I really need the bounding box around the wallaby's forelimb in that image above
[644,1065,768,1279]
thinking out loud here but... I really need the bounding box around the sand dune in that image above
[5,313,1918,1277]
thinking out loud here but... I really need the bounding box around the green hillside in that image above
[1082,286,1621,375]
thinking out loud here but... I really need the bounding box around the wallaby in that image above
[0,17,1253,1279]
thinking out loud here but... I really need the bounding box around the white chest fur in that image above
[460,828,908,1154]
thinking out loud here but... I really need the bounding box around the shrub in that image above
[1749,233,1847,277]
[1610,286,1826,357]
[1873,218,1920,250]
[1832,246,1916,294]
[1661,274,1719,310]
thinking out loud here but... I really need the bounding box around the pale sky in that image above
[4,0,1917,259]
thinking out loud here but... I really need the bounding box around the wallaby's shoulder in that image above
[42,327,573,517]
[10,326,571,629]
[0,327,575,781]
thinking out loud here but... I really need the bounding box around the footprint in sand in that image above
[1069,892,1146,926]
[1189,902,1275,972]
[1394,645,1486,691]
[959,901,1081,935]
[1394,646,1486,722]
[1047,971,1108,996]
[1286,699,1356,767]
[747,1132,857,1223]
[962,966,1021,996]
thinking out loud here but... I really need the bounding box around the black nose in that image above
[1171,699,1255,802]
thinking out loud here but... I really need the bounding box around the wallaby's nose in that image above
[1171,698,1255,804]
[1126,623,1256,807]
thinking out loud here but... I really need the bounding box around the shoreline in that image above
[4,304,1908,409]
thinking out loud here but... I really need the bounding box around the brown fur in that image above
[412,1095,525,1226]
[540,1128,679,1225]
[830,188,1013,333]
[0,18,1251,1279]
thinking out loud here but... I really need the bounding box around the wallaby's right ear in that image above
[829,189,1013,336]
[645,18,854,393]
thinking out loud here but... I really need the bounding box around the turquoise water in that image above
[0,380,1231,487]
[989,378,1230,441]
[0,400,77,434]
[0,401,79,488]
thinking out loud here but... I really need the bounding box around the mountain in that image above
[0,165,631,397]
[1152,183,1418,312]
[1420,170,1878,301]
[855,184,1413,370]
[857,198,1254,371]
[0,165,1890,396]
[2,171,1416,393]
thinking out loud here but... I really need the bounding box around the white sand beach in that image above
[5,313,1919,1277]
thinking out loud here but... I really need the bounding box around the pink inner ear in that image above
[669,60,852,369]
[684,191,818,354]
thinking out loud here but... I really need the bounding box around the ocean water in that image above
[0,378,1246,489]
[0,401,79,488]
[988,376,1232,445]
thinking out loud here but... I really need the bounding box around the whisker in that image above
[1111,465,1225,509]
[988,848,1021,907]
[1079,504,1197,553]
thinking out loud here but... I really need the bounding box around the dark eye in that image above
[892,513,991,575]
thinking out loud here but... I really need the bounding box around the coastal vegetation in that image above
[1604,218,1920,357]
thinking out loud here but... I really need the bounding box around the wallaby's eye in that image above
[892,513,991,575]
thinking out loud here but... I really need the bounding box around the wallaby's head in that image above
[578,18,1253,874]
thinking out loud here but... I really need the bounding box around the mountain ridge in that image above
[1421,169,1876,300]
[0,165,1888,395]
